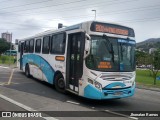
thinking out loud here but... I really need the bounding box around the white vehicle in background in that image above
[17,21,136,100]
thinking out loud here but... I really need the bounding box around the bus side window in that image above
[51,33,65,54]
[29,39,34,53]
[25,40,29,53]
[42,36,50,54]
[24,41,26,53]
[18,42,21,52]
[35,39,41,53]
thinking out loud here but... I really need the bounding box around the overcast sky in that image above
[0,0,160,43]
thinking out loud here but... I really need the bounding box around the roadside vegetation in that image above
[136,69,160,88]
[0,55,15,65]
[0,38,16,65]
[136,49,160,86]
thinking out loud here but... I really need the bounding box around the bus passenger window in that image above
[18,42,21,52]
[24,40,29,53]
[51,33,65,54]
[42,36,50,54]
[24,41,26,52]
[35,39,41,53]
[26,41,29,53]
[29,39,34,53]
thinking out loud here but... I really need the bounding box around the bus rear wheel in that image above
[25,64,31,78]
[55,74,65,93]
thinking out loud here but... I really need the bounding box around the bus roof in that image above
[18,20,134,41]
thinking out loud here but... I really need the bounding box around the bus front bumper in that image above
[84,84,135,100]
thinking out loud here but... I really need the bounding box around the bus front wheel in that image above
[25,64,31,78]
[55,74,65,93]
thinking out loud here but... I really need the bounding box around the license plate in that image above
[114,92,123,96]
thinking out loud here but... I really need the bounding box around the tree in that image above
[150,49,160,85]
[136,50,147,66]
[0,38,10,55]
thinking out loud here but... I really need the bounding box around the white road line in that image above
[0,82,6,86]
[0,66,10,69]
[105,110,138,120]
[0,94,58,120]
[66,100,80,105]
[7,69,14,85]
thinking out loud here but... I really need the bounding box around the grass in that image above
[0,55,15,65]
[136,69,160,88]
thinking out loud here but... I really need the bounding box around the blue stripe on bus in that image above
[84,83,135,100]
[84,84,102,99]
[104,82,126,88]
[23,54,55,84]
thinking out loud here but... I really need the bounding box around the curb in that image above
[136,86,160,92]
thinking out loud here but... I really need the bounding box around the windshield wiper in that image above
[102,34,114,63]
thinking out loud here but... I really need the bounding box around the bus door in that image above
[20,42,24,70]
[66,30,85,93]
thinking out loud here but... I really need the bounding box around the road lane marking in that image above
[66,100,80,105]
[0,94,58,120]
[0,82,6,86]
[0,66,10,69]
[105,110,138,120]
[7,69,14,85]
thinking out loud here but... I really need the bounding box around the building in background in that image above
[1,32,12,43]
[149,48,157,54]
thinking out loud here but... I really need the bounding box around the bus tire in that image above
[55,74,65,93]
[25,64,31,78]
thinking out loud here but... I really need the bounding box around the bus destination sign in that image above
[90,22,135,37]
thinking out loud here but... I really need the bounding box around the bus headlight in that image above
[88,78,94,84]
[94,81,102,90]
[88,78,102,90]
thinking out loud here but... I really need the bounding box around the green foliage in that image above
[136,49,160,85]
[148,49,160,85]
[0,38,10,55]
[136,70,160,88]
[153,49,160,70]
[0,55,7,63]
[136,50,150,65]
[0,55,14,64]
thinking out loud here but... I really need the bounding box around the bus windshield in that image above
[85,35,136,72]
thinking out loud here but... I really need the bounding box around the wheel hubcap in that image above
[58,78,64,89]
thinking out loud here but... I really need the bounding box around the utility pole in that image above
[92,10,96,20]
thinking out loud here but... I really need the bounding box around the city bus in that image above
[17,21,136,100]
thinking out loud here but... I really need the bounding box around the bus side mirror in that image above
[84,33,91,59]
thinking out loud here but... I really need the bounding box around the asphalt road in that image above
[0,66,160,120]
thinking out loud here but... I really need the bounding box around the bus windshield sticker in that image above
[98,62,112,69]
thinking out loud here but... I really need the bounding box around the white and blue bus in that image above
[17,21,136,100]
